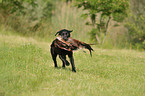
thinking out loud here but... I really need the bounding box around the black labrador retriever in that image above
[50,29,93,72]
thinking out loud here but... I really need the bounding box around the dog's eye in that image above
[62,33,68,36]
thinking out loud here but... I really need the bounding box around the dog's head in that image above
[55,29,73,41]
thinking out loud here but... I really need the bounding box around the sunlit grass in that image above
[0,33,144,96]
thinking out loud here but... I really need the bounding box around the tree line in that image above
[0,0,144,50]
[0,0,53,36]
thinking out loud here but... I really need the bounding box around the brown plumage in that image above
[54,36,94,56]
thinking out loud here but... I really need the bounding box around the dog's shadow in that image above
[53,66,75,72]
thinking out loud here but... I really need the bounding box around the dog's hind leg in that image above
[59,55,70,68]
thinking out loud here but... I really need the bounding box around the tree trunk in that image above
[95,14,103,44]
[102,16,111,44]
[95,34,101,44]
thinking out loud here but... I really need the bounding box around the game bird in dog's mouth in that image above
[50,29,94,72]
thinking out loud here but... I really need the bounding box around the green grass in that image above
[0,34,145,96]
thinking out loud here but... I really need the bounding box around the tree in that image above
[0,0,53,35]
[125,0,145,49]
[75,0,129,44]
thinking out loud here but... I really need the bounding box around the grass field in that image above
[0,33,145,96]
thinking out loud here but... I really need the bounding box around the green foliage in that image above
[125,0,145,50]
[89,28,97,42]
[76,0,129,17]
[75,0,129,44]
[0,0,53,35]
[0,0,143,50]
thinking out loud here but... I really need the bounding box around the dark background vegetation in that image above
[0,0,144,50]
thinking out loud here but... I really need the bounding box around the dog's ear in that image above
[68,30,73,33]
[55,31,61,36]
[55,29,73,36]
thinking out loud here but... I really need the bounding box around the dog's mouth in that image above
[60,31,70,41]
[63,37,69,41]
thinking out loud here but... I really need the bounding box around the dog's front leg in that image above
[68,52,76,72]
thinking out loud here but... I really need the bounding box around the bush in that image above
[0,0,53,36]
[125,0,145,50]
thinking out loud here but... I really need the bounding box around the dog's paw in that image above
[72,70,76,72]
[72,69,76,72]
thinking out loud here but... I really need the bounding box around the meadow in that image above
[0,1,145,96]
[0,32,145,96]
